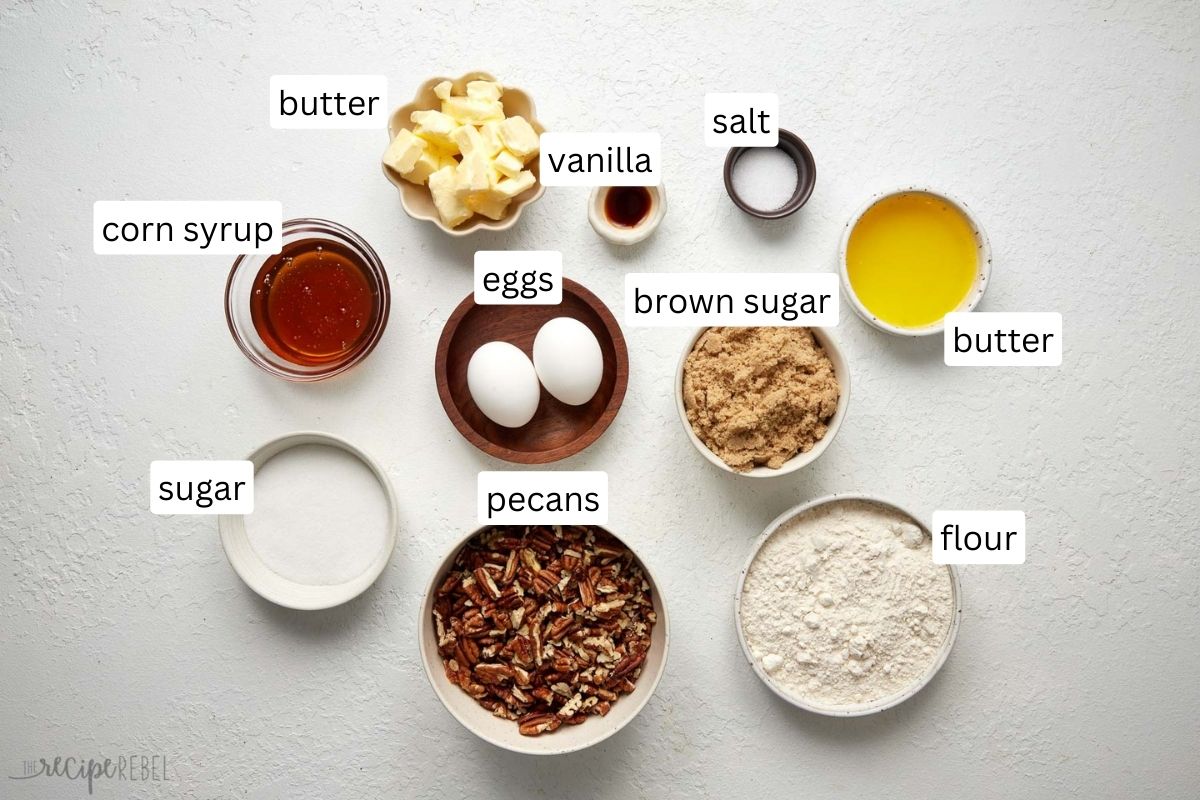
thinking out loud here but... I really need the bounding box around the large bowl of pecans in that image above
[419,524,669,754]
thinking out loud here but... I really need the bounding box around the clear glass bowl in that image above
[225,218,390,381]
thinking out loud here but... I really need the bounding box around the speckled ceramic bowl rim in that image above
[382,71,546,237]
[217,431,398,611]
[417,525,670,754]
[674,326,851,477]
[838,186,992,336]
[734,493,962,716]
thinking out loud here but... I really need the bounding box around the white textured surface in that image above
[1,1,1197,798]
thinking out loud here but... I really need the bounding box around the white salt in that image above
[731,146,798,211]
[245,444,389,585]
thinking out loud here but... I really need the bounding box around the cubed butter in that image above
[466,80,503,102]
[497,116,539,160]
[492,149,524,179]
[456,150,497,195]
[406,76,539,226]
[466,192,511,220]
[441,96,505,125]
[428,165,473,228]
[401,146,446,186]
[478,120,504,158]
[383,129,427,176]
[494,169,536,199]
[410,109,461,153]
[449,124,485,156]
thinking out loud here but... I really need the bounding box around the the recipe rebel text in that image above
[270,74,387,129]
[539,133,661,186]
[944,312,1062,366]
[704,92,779,147]
[474,251,563,304]
[150,461,254,515]
[932,510,1026,564]
[477,471,607,525]
[93,201,282,255]
[624,272,839,326]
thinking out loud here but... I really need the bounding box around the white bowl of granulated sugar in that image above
[218,431,398,610]
[735,494,962,716]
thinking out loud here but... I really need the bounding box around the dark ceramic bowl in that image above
[723,128,816,219]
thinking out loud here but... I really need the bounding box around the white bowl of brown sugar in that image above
[674,326,850,477]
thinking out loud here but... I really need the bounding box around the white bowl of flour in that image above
[736,495,961,716]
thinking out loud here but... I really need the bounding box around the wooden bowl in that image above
[382,71,546,236]
[435,279,628,464]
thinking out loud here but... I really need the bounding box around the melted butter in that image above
[846,192,978,329]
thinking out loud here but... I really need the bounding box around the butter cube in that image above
[401,146,446,186]
[410,109,461,153]
[494,169,536,199]
[466,80,503,102]
[383,128,427,175]
[441,96,505,125]
[456,150,497,195]
[433,80,453,101]
[497,116,539,160]
[467,193,511,220]
[449,124,486,156]
[492,149,524,179]
[478,120,504,158]
[428,165,473,228]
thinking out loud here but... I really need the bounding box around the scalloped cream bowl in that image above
[383,71,546,236]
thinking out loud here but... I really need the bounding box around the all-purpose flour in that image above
[740,499,954,708]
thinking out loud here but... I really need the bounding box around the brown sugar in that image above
[682,327,840,472]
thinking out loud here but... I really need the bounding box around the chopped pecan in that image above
[613,652,645,679]
[546,615,578,641]
[474,663,515,685]
[501,549,519,584]
[473,567,503,600]
[517,712,561,736]
[433,525,655,736]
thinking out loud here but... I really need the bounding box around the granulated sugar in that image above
[740,499,954,708]
[245,444,390,586]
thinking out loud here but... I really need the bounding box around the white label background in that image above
[625,272,839,327]
[150,460,254,515]
[932,510,1026,564]
[539,132,661,186]
[93,201,282,255]
[474,251,563,305]
[269,74,388,129]
[478,471,608,525]
[944,312,1062,367]
[704,92,779,147]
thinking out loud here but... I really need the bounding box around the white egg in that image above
[533,317,604,406]
[466,341,541,428]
